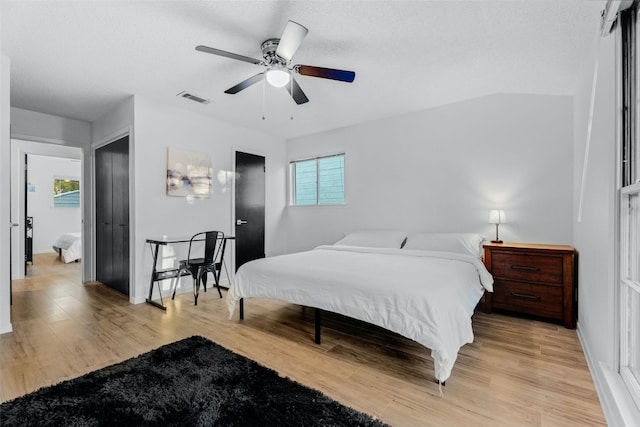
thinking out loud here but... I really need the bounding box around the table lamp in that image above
[488,210,506,243]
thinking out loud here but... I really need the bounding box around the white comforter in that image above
[227,245,493,382]
[52,232,81,263]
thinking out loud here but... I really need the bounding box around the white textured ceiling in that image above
[1,0,604,140]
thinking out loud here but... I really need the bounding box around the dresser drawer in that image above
[491,252,563,284]
[492,279,563,318]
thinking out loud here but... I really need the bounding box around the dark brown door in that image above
[95,136,129,295]
[235,151,265,271]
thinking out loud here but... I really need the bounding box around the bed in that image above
[52,232,82,263]
[226,231,493,384]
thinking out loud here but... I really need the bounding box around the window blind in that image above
[291,153,345,206]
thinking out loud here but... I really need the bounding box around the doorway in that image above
[234,151,265,271]
[10,139,83,282]
[26,154,82,272]
[95,135,130,295]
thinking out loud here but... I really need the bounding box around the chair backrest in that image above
[188,231,224,264]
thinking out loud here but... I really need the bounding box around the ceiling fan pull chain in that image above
[262,74,266,120]
[290,78,294,120]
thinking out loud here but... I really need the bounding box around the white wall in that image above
[286,93,574,253]
[0,55,12,334]
[91,97,134,144]
[574,31,616,368]
[11,107,90,147]
[119,95,287,304]
[26,154,81,254]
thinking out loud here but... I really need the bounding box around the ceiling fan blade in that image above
[294,65,355,83]
[196,45,263,65]
[285,77,309,105]
[224,73,264,94]
[275,20,308,61]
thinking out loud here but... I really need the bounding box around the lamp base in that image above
[491,239,503,244]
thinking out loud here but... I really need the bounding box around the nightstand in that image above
[483,242,577,329]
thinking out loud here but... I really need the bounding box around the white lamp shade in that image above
[488,209,506,224]
[265,69,290,88]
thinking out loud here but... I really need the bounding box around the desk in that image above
[145,235,234,310]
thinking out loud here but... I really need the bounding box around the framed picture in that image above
[166,147,212,198]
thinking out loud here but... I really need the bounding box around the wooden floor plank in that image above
[0,253,606,426]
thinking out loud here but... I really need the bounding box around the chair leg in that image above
[202,272,208,292]
[193,275,199,306]
[214,272,222,298]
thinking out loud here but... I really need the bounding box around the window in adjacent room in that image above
[53,177,80,207]
[619,4,640,411]
[290,153,345,206]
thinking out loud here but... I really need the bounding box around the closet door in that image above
[110,136,129,294]
[95,144,114,287]
[95,136,129,295]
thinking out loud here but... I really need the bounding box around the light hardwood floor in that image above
[1,253,606,426]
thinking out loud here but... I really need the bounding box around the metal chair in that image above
[172,231,224,305]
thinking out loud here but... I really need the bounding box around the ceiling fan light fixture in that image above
[266,68,290,88]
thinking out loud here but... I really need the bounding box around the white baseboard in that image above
[577,323,640,427]
[0,322,13,335]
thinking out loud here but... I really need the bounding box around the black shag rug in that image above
[0,336,389,427]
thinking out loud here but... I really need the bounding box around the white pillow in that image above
[334,230,407,249]
[402,233,486,258]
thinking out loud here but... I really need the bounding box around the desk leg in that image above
[315,308,321,344]
[213,238,227,298]
[145,243,167,311]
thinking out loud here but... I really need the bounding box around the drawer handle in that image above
[510,292,541,301]
[511,265,540,272]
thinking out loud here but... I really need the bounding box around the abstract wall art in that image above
[166,147,212,198]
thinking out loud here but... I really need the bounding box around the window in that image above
[619,5,640,410]
[53,178,80,207]
[290,153,345,206]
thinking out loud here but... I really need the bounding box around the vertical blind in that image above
[53,190,80,207]
[291,154,345,205]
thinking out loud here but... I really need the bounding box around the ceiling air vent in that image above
[177,91,211,104]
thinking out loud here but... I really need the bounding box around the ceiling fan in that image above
[196,20,355,105]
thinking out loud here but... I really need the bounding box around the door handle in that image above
[11,223,19,227]
[236,219,248,226]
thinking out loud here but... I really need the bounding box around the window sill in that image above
[599,361,640,426]
[288,203,348,208]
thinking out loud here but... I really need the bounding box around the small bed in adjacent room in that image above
[227,231,493,385]
[52,232,82,263]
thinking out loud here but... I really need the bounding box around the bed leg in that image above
[239,298,244,320]
[314,308,321,344]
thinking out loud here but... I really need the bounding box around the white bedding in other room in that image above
[227,245,493,383]
[52,232,81,263]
